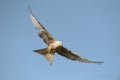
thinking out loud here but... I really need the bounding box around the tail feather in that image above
[45,53,55,65]
[33,48,55,65]
[33,48,48,55]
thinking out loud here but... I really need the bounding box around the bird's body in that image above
[47,41,62,53]
[29,8,104,65]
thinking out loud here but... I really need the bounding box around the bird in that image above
[29,8,104,65]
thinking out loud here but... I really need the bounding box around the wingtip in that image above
[28,5,31,11]
[29,7,41,30]
[28,6,34,17]
[92,61,104,64]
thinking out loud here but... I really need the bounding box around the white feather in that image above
[45,53,55,65]
[30,11,44,30]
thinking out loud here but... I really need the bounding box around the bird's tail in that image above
[33,48,55,65]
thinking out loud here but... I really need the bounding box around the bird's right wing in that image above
[29,8,55,45]
[56,46,104,64]
[29,7,47,31]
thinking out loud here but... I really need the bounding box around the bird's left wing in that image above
[56,46,104,64]
[29,8,55,45]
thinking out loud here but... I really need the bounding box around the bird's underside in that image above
[29,8,104,65]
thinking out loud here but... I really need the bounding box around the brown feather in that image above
[33,48,55,65]
[30,9,55,45]
[56,46,104,64]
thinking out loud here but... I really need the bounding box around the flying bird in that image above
[29,9,104,65]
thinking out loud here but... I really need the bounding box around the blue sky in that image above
[0,0,120,80]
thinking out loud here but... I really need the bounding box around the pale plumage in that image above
[29,8,104,65]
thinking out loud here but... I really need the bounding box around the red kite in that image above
[29,9,103,65]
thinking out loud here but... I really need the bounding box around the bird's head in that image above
[55,41,62,47]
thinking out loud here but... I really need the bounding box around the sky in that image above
[0,0,120,80]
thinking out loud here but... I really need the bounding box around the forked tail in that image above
[33,48,55,65]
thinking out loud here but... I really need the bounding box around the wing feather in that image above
[29,8,55,45]
[56,46,104,64]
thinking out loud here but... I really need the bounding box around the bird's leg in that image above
[47,46,55,53]
[50,48,55,53]
[47,43,56,53]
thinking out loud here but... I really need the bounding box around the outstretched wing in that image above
[29,8,55,45]
[56,46,104,64]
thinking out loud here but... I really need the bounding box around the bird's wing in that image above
[56,46,104,64]
[29,8,55,45]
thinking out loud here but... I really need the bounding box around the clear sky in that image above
[0,0,120,80]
